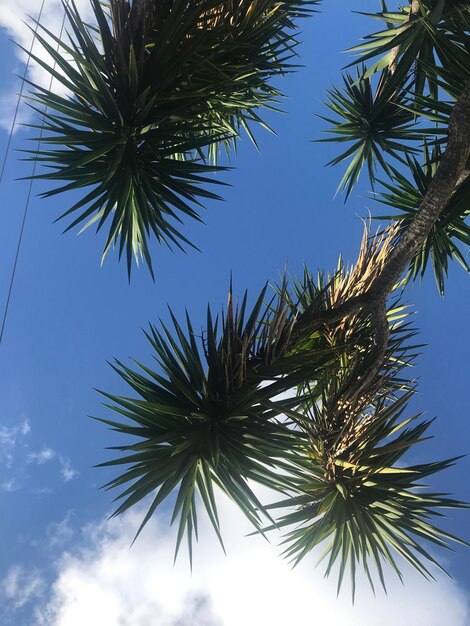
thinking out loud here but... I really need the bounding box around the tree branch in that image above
[268,79,470,411]
[368,79,470,299]
[388,0,421,76]
[334,299,389,408]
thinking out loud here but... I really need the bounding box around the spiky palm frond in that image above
[96,281,335,561]
[329,1,470,202]
[318,71,421,198]
[25,0,316,276]
[270,389,467,599]
[346,2,468,100]
[374,145,470,294]
[96,230,390,558]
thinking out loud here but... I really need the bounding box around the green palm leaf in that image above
[346,2,467,100]
[24,0,316,277]
[96,280,335,560]
[318,70,421,198]
[97,230,467,586]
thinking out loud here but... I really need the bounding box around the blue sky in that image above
[0,1,469,624]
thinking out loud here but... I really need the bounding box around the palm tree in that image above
[21,0,469,596]
[25,0,315,277]
[94,0,470,596]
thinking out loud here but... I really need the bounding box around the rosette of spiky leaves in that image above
[96,281,336,562]
[271,389,468,599]
[374,144,470,294]
[24,0,316,277]
[318,71,421,198]
[347,1,469,102]
[318,2,470,200]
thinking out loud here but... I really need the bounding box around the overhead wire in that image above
[0,0,47,187]
[0,1,69,345]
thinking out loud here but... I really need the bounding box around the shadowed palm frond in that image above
[96,280,335,562]
[25,0,316,277]
[318,71,420,198]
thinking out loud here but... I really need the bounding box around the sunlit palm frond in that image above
[261,229,468,595]
[346,2,465,99]
[270,387,468,599]
[285,226,406,368]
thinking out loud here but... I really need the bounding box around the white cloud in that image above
[1,565,46,610]
[33,487,54,496]
[1,477,19,493]
[0,0,95,131]
[0,420,30,467]
[27,447,56,465]
[24,490,470,626]
[0,418,78,492]
[59,458,78,483]
[47,511,75,549]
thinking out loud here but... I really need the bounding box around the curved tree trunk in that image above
[368,79,470,299]
[281,79,470,401]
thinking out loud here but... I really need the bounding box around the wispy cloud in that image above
[47,511,75,549]
[1,478,20,493]
[0,418,77,493]
[21,491,470,626]
[0,420,30,467]
[1,565,46,610]
[27,448,55,465]
[32,487,54,497]
[59,458,78,483]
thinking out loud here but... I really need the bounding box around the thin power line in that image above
[0,3,69,346]
[0,0,47,187]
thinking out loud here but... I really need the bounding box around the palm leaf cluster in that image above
[96,281,335,561]
[25,0,315,276]
[270,390,467,599]
[349,0,470,114]
[347,1,468,99]
[319,72,420,198]
[98,228,467,589]
[318,0,470,290]
[323,0,470,194]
